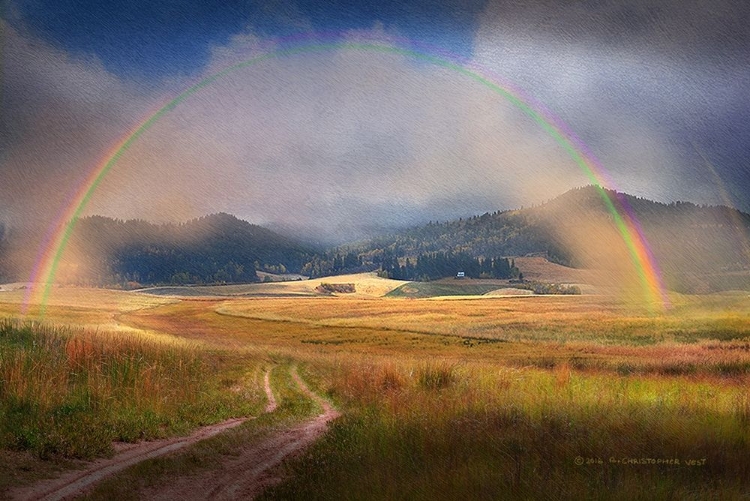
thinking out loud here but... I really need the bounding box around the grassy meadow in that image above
[263,359,750,500]
[0,319,264,458]
[0,281,749,498]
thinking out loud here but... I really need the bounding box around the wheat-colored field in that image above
[137,272,408,298]
[1,283,749,498]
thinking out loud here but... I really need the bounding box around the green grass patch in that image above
[261,362,750,500]
[417,361,459,390]
[386,282,503,298]
[0,319,262,460]
[512,281,581,295]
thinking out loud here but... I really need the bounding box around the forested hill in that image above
[2,187,748,291]
[59,213,316,286]
[334,186,750,290]
[339,185,599,265]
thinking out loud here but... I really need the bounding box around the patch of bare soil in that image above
[10,370,278,501]
[139,367,340,500]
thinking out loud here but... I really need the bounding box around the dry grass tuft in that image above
[417,360,459,390]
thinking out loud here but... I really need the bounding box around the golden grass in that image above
[206,293,750,374]
[0,287,177,335]
[135,272,407,298]
[6,288,746,376]
[261,356,750,500]
[2,286,749,497]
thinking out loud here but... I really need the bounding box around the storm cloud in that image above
[2,1,748,246]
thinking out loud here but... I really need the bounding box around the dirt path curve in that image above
[10,369,278,501]
[141,367,340,501]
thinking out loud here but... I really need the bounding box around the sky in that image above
[2,0,749,245]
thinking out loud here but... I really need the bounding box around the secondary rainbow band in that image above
[23,38,670,314]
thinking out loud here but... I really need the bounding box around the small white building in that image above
[456,271,465,279]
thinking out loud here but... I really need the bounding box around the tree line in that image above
[378,251,520,281]
[60,213,315,288]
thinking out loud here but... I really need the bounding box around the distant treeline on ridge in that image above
[1,186,748,292]
[377,251,519,281]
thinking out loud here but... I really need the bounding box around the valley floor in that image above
[1,280,749,499]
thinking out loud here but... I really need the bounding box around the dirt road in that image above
[10,366,334,500]
[140,367,340,500]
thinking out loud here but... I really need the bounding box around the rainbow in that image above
[22,34,670,314]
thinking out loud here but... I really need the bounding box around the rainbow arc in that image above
[23,35,670,314]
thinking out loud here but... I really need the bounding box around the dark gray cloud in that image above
[0,20,163,225]
[2,1,749,249]
[479,1,750,64]
[473,0,750,210]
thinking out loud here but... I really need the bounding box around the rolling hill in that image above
[341,186,750,293]
[2,186,749,293]
[44,213,316,287]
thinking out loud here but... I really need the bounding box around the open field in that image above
[137,268,595,300]
[137,272,408,299]
[1,282,749,499]
[387,281,507,298]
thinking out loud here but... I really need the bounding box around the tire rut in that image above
[142,366,340,500]
[10,368,278,501]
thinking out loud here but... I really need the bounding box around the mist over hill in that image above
[1,186,749,292]
[337,186,750,292]
[0,213,315,287]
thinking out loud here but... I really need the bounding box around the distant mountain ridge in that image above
[1,187,749,292]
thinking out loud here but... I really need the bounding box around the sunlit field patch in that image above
[210,293,750,375]
[0,287,177,334]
